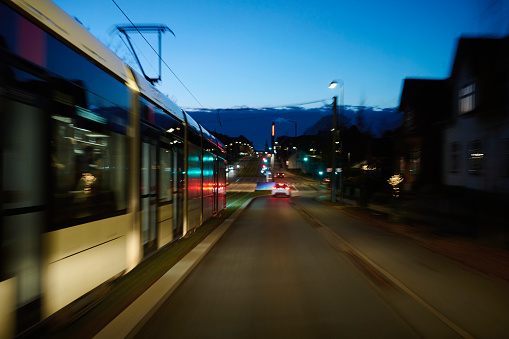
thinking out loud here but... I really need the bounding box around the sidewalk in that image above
[321,195,509,283]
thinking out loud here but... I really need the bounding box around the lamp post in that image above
[328,80,344,203]
[271,122,275,179]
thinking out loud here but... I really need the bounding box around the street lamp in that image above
[328,79,344,203]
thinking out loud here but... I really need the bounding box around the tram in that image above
[0,0,226,335]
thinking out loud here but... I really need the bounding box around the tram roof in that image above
[9,0,131,84]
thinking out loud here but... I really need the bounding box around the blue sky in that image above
[53,0,506,110]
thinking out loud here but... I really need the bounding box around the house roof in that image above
[451,36,509,77]
[399,78,449,113]
[399,35,509,123]
[450,36,509,111]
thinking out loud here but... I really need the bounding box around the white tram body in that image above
[0,0,227,336]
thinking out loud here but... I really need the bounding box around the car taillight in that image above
[285,187,289,190]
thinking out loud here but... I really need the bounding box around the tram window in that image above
[46,33,130,111]
[0,3,21,55]
[50,102,128,228]
[159,143,173,204]
[140,98,185,139]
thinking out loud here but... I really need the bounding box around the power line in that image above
[203,98,331,112]
[111,0,204,108]
[255,98,331,110]
[192,99,332,124]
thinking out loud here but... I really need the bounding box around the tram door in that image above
[173,146,184,238]
[140,124,158,256]
[213,157,219,214]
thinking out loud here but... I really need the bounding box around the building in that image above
[398,79,450,190]
[400,36,509,195]
[443,36,509,194]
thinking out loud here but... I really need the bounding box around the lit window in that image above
[459,83,475,114]
[468,140,484,174]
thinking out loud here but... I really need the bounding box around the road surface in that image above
[134,178,509,338]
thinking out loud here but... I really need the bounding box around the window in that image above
[47,34,129,111]
[468,140,484,174]
[1,2,130,230]
[159,139,174,204]
[459,83,475,114]
[409,145,421,174]
[450,142,461,173]
[50,87,128,228]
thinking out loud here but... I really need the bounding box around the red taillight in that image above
[285,187,290,190]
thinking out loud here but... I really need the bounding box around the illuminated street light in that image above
[329,79,344,203]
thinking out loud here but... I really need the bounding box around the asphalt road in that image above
[133,175,509,338]
[131,161,509,338]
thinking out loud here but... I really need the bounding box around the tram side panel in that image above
[43,77,132,316]
[1,78,48,336]
[145,100,187,249]
[186,131,203,230]
[0,2,133,325]
[202,150,216,218]
[42,61,132,317]
[157,137,175,248]
[1,0,226,333]
[217,156,227,211]
[214,139,227,212]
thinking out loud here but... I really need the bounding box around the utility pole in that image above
[331,96,338,202]
[271,122,275,178]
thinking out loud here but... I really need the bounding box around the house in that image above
[398,78,450,190]
[443,36,509,194]
[400,36,509,195]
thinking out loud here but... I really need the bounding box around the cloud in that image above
[188,105,401,150]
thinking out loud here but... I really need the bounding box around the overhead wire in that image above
[110,1,333,112]
[111,0,205,108]
[250,98,331,110]
[195,98,332,124]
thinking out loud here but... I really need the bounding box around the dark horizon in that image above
[188,105,402,150]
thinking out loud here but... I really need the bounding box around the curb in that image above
[93,198,254,339]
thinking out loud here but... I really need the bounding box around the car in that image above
[272,183,291,197]
[276,172,285,178]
